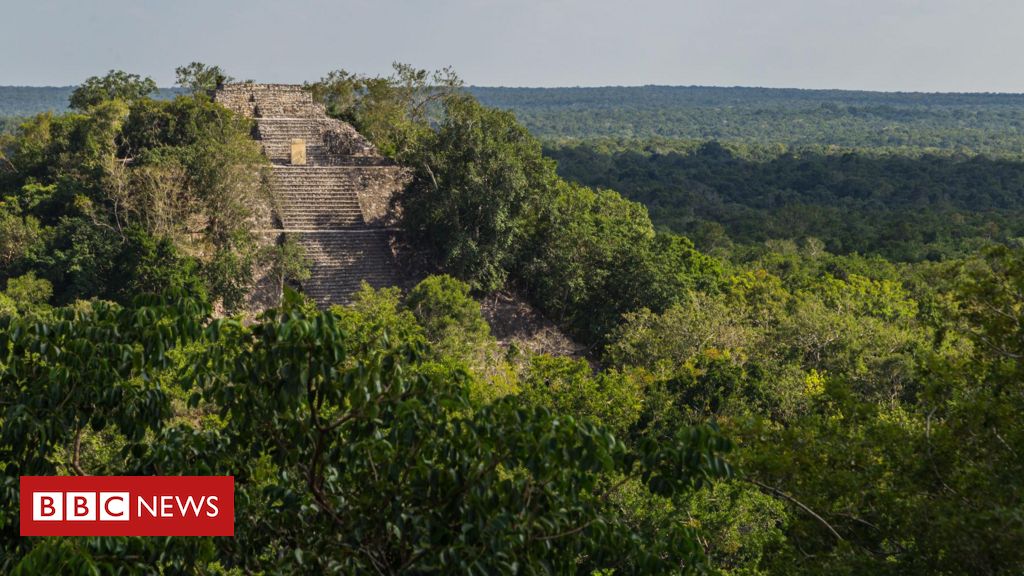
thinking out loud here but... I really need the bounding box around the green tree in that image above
[406,274,491,354]
[403,94,558,291]
[522,181,722,343]
[262,234,310,297]
[3,86,270,310]
[4,271,52,311]
[520,355,646,436]
[69,70,157,110]
[174,62,234,93]
[308,63,461,158]
[0,211,42,267]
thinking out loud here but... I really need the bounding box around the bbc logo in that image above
[32,491,130,521]
[21,476,234,536]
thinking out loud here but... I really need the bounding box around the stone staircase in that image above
[257,118,332,165]
[273,166,365,229]
[214,84,408,306]
[293,230,399,305]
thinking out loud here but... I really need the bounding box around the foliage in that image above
[547,140,1024,261]
[406,274,492,357]
[261,234,311,296]
[6,67,1024,575]
[14,84,1024,154]
[402,94,559,291]
[69,70,157,111]
[0,211,43,267]
[0,80,270,310]
[349,277,517,406]
[519,355,645,436]
[520,181,722,342]
[1,291,732,574]
[3,271,52,312]
[470,86,1024,154]
[308,63,462,158]
[174,62,234,93]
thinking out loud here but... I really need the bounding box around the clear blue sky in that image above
[3,0,1023,91]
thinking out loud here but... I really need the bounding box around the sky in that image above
[3,0,1024,92]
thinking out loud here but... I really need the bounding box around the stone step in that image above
[279,209,363,226]
[276,195,359,202]
[291,230,401,305]
[278,193,359,200]
[277,199,361,205]
[273,185,359,191]
[278,206,362,214]
[263,148,332,165]
[275,190,360,196]
[277,184,358,189]
[274,172,365,227]
[281,218,363,228]
[279,202,362,208]
[273,184,360,190]
[272,180,360,187]
[258,129,322,142]
[271,165,396,172]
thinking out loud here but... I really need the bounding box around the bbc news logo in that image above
[20,476,233,536]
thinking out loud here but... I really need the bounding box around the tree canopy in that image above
[69,70,158,111]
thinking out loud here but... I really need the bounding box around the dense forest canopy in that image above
[546,140,1024,261]
[469,86,1024,153]
[3,67,1024,574]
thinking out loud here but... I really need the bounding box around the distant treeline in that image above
[0,86,182,117]
[547,139,1024,260]
[0,86,183,133]
[6,84,1024,152]
[469,86,1024,154]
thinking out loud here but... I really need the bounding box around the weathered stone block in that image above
[290,139,307,165]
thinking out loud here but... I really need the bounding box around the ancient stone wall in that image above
[213,84,325,118]
[352,166,412,226]
[256,118,380,164]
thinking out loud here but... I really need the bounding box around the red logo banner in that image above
[20,476,234,536]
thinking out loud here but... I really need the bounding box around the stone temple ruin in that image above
[213,84,409,306]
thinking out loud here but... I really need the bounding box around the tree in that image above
[402,94,558,291]
[520,355,646,436]
[262,234,310,297]
[406,274,491,354]
[69,70,157,110]
[0,211,42,267]
[3,271,52,312]
[308,63,461,158]
[174,62,234,93]
[521,181,722,343]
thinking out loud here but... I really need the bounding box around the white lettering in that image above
[65,492,96,521]
[205,496,219,518]
[137,496,158,517]
[33,492,63,521]
[160,495,174,517]
[99,492,129,521]
[176,495,204,517]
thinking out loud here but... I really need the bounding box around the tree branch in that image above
[749,479,844,542]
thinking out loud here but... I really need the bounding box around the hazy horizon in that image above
[4,84,1024,97]
[4,0,1024,93]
